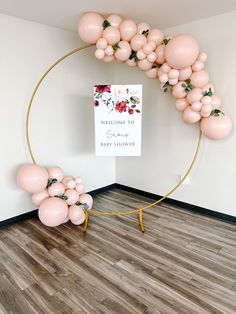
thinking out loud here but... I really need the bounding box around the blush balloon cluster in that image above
[78,12,233,140]
[16,164,93,227]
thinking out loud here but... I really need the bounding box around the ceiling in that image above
[1,0,236,32]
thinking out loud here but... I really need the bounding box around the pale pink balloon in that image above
[202,83,215,94]
[105,45,114,56]
[161,63,171,73]
[142,41,156,55]
[103,55,115,62]
[103,26,121,45]
[157,67,164,77]
[175,99,189,112]
[191,102,202,112]
[32,189,49,206]
[63,217,69,223]
[66,179,76,189]
[159,73,169,84]
[190,70,209,88]
[197,52,207,63]
[79,194,93,209]
[147,52,157,63]
[165,34,199,69]
[68,205,85,224]
[96,38,108,50]
[138,59,153,71]
[168,69,179,79]
[201,104,212,117]
[48,166,64,182]
[178,66,192,81]
[137,22,150,34]
[48,182,65,197]
[64,189,79,206]
[211,95,221,109]
[126,59,137,67]
[16,164,48,194]
[145,67,158,79]
[201,96,212,106]
[62,176,73,185]
[71,216,86,225]
[192,60,204,72]
[119,20,137,41]
[95,49,105,59]
[186,88,203,104]
[130,34,147,52]
[147,29,164,45]
[172,82,187,99]
[169,78,178,85]
[115,41,131,61]
[136,49,146,60]
[75,183,85,194]
[155,45,165,64]
[78,12,104,44]
[200,114,232,140]
[38,197,68,227]
[182,107,201,124]
[107,14,122,28]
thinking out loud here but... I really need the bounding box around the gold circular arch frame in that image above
[26,44,202,232]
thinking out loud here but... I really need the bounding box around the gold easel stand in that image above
[25,44,202,233]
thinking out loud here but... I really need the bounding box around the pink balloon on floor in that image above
[71,216,86,225]
[119,20,137,41]
[32,189,49,206]
[190,70,209,88]
[182,107,201,124]
[115,41,131,61]
[78,12,104,44]
[16,164,48,194]
[165,34,199,69]
[64,189,80,206]
[48,166,64,182]
[38,197,68,227]
[68,205,85,224]
[79,194,93,209]
[172,82,187,99]
[200,114,233,140]
[48,182,65,197]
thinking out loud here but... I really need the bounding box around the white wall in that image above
[115,11,236,217]
[0,14,115,221]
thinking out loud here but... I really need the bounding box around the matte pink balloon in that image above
[66,179,76,189]
[136,49,146,60]
[138,59,153,71]
[157,67,164,77]
[119,20,137,41]
[103,55,115,62]
[192,60,204,72]
[105,45,114,56]
[96,38,108,50]
[200,114,232,140]
[143,41,156,55]
[71,216,86,225]
[178,66,192,81]
[190,70,209,88]
[165,34,199,69]
[147,29,164,45]
[95,49,105,59]
[115,41,131,61]
[191,102,202,112]
[38,197,68,227]
[169,78,178,86]
[75,183,85,194]
[32,189,49,206]
[201,104,212,117]
[172,82,187,99]
[186,88,203,104]
[168,69,179,79]
[159,73,169,84]
[75,176,82,184]
[107,14,122,28]
[126,59,137,67]
[197,52,207,63]
[63,217,69,223]
[64,189,80,206]
[78,12,104,44]
[211,95,221,109]
[145,67,158,79]
[79,194,93,210]
[182,107,201,124]
[137,22,150,34]
[62,176,73,185]
[175,99,189,112]
[201,96,212,106]
[147,52,157,63]
[48,166,64,182]
[17,164,48,194]
[155,45,165,64]
[103,26,121,45]
[68,205,85,224]
[48,182,65,197]
[130,34,147,52]
[161,63,171,73]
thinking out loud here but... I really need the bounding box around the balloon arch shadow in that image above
[26,43,202,233]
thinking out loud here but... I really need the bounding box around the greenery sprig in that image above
[55,194,68,200]
[202,87,213,97]
[210,109,224,116]
[103,20,111,29]
[47,178,57,187]
[75,201,89,210]
[163,81,171,93]
[181,79,194,93]
[112,43,120,52]
[129,50,138,62]
[163,38,171,45]
[142,30,149,37]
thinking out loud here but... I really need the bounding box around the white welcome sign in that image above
[94,85,142,156]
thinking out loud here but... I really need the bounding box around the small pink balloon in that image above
[138,59,153,71]
[95,49,105,59]
[192,60,204,72]
[211,95,221,109]
[145,67,158,79]
[142,41,156,55]
[48,166,64,182]
[197,52,207,63]
[136,49,146,60]
[186,88,203,104]
[68,205,85,223]
[63,217,69,223]
[155,44,165,64]
[190,70,209,88]
[161,63,171,73]
[103,26,121,45]
[71,216,86,225]
[96,38,108,50]
[48,182,65,197]
[172,82,187,99]
[126,59,137,67]
[178,66,192,81]
[79,194,93,210]
[38,197,68,227]
[105,45,114,56]
[32,189,49,206]
[75,183,85,194]
[130,34,147,52]
[191,102,202,112]
[62,176,73,185]
[201,96,212,106]
[147,52,157,63]
[165,34,199,69]
[169,78,178,86]
[157,67,164,77]
[168,69,179,79]
[103,55,115,62]
[202,83,215,94]
[107,14,122,28]
[119,20,137,41]
[64,189,80,206]
[175,99,189,112]
[66,179,76,189]
[137,22,150,34]
[182,107,201,124]
[147,29,164,45]
[159,73,169,84]
[16,164,48,194]
[115,41,131,61]
[201,104,212,117]
[78,12,104,44]
[200,114,232,140]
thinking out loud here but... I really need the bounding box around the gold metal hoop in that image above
[25,44,202,222]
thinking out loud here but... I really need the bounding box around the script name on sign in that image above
[94,85,142,156]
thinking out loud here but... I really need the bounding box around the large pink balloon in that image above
[115,41,132,61]
[48,182,65,197]
[48,166,64,182]
[38,197,68,227]
[32,189,49,206]
[103,26,121,45]
[200,114,233,140]
[165,34,199,69]
[182,107,201,124]
[119,20,137,41]
[78,12,104,44]
[16,164,48,194]
[64,189,79,205]
[172,82,187,99]
[68,205,85,224]
[79,194,93,209]
[190,70,209,88]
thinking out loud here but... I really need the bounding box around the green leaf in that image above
[210,109,224,116]
[163,38,171,45]
[47,178,57,187]
[112,43,120,52]
[142,30,149,37]
[103,20,111,29]
[130,96,140,104]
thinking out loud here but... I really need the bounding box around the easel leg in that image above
[138,209,145,233]
[83,210,89,232]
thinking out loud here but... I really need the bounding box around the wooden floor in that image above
[0,189,236,313]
